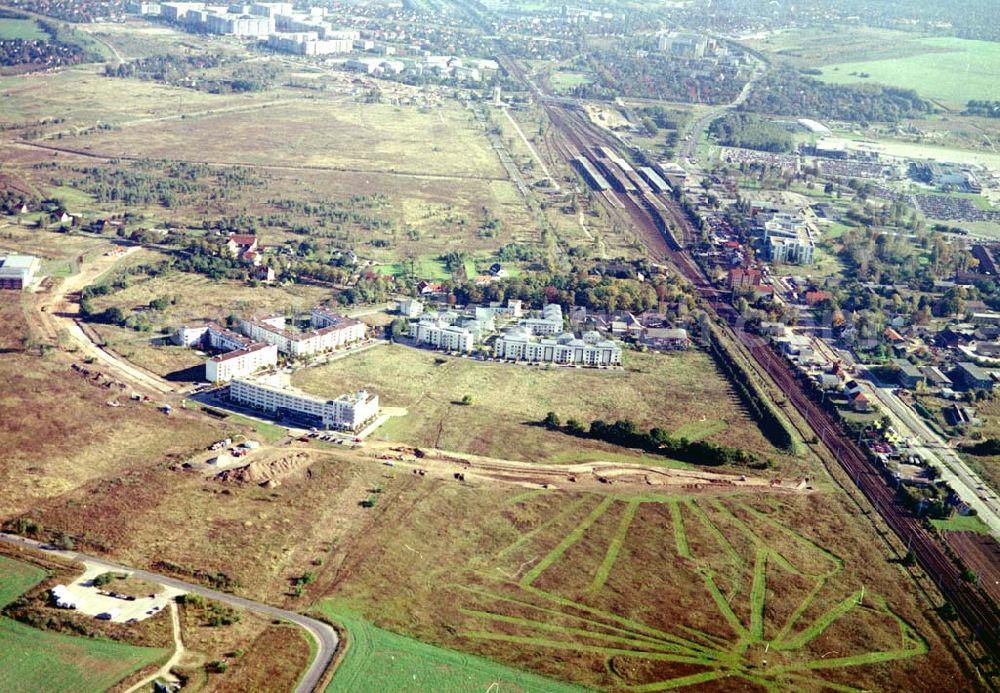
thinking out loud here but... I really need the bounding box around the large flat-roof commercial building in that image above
[206,342,278,383]
[229,378,378,431]
[494,329,622,367]
[0,254,41,290]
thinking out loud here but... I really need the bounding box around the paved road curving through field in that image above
[0,533,339,693]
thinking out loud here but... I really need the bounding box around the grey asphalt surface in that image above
[0,533,338,693]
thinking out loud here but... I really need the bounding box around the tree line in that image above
[540,412,764,468]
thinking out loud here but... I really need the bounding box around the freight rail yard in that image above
[539,96,1000,670]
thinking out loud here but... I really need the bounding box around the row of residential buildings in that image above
[135,2,500,80]
[229,376,378,431]
[174,307,366,382]
[493,328,622,366]
[405,301,627,367]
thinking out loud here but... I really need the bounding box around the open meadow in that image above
[54,97,505,179]
[293,343,793,468]
[0,17,46,41]
[322,477,965,691]
[0,555,167,693]
[815,37,1000,106]
[0,294,220,518]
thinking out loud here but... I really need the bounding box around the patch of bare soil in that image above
[214,451,315,487]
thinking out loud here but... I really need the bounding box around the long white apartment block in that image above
[518,304,564,335]
[206,342,278,382]
[494,328,622,367]
[409,319,474,353]
[229,378,378,431]
[240,311,365,357]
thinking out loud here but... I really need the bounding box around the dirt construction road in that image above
[33,246,174,394]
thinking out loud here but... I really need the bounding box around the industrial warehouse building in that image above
[229,378,379,431]
[0,254,41,290]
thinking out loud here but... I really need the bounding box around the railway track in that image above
[537,98,1000,666]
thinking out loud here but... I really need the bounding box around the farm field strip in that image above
[586,499,639,595]
[0,555,168,693]
[318,603,581,692]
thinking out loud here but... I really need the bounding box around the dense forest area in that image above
[740,69,931,122]
[572,47,747,104]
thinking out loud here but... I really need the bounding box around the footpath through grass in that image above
[318,601,583,692]
[0,555,168,693]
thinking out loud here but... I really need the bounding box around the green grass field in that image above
[318,603,582,692]
[0,18,45,41]
[931,514,992,535]
[549,71,591,92]
[0,555,46,607]
[817,37,1000,105]
[291,344,784,465]
[0,555,167,692]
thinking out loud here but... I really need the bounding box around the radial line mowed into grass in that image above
[750,548,768,642]
[460,608,704,656]
[628,669,731,692]
[773,590,863,651]
[587,499,639,595]
[670,500,690,559]
[457,585,705,653]
[496,495,589,561]
[521,585,721,655]
[520,496,614,587]
[462,631,724,667]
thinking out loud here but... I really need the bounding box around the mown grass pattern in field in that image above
[462,493,928,690]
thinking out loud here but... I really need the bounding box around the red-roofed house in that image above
[851,393,871,412]
[805,290,833,307]
[227,234,259,258]
[729,267,762,290]
[884,327,904,344]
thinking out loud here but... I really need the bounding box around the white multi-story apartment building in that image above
[240,312,364,357]
[206,342,278,382]
[518,304,564,336]
[494,328,622,367]
[410,319,474,352]
[761,213,815,265]
[229,378,379,431]
[174,323,253,351]
[174,323,275,382]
